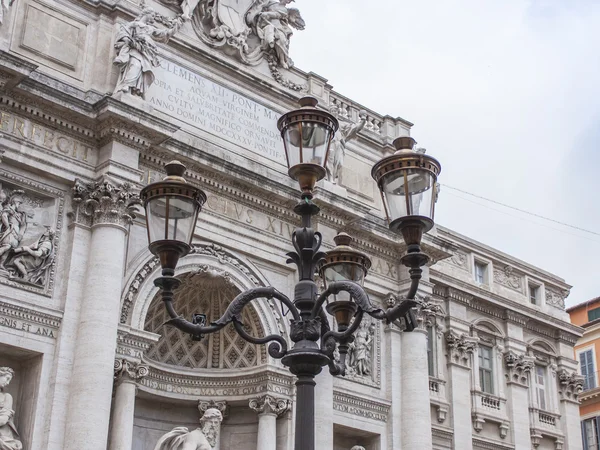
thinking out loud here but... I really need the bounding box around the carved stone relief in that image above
[184,0,306,89]
[492,265,522,291]
[199,399,228,418]
[0,367,22,450]
[448,250,469,271]
[346,317,375,379]
[545,287,568,310]
[0,173,63,295]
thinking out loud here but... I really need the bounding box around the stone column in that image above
[109,359,149,450]
[557,370,584,450]
[400,301,433,449]
[446,330,477,450]
[249,395,291,450]
[199,400,228,450]
[504,351,534,448]
[383,320,402,450]
[63,179,139,450]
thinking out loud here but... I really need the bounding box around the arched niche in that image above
[144,270,266,369]
[121,242,289,365]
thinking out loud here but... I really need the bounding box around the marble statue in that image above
[0,367,22,450]
[246,0,305,70]
[0,0,14,25]
[5,228,54,285]
[113,7,184,99]
[0,190,30,269]
[154,408,222,450]
[347,319,375,377]
[326,109,367,184]
[350,446,366,450]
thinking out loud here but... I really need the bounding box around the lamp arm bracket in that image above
[213,286,300,325]
[312,281,383,319]
[321,309,364,346]
[232,319,288,359]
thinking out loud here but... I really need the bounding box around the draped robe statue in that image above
[154,408,222,450]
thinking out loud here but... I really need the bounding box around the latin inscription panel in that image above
[147,60,286,165]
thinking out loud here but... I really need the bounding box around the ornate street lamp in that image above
[141,98,441,450]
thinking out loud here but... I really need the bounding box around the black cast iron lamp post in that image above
[140,97,441,450]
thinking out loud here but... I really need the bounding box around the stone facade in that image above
[0,1,583,449]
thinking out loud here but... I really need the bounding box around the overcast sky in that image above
[290,0,600,307]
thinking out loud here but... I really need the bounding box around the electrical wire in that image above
[441,183,600,238]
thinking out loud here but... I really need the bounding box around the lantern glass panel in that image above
[381,168,435,222]
[146,195,198,245]
[283,122,331,168]
[324,263,365,303]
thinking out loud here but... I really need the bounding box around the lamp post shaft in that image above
[294,374,316,450]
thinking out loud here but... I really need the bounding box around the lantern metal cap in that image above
[164,160,187,182]
[277,96,339,133]
[371,136,441,187]
[318,232,372,278]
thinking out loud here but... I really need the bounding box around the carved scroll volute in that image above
[558,369,584,402]
[248,395,291,417]
[113,359,149,384]
[199,399,228,419]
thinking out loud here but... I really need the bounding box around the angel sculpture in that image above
[113,7,183,99]
[153,408,222,450]
[246,0,305,69]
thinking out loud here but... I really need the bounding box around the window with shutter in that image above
[580,349,596,390]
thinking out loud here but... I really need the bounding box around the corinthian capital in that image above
[71,177,140,228]
[113,359,149,383]
[504,351,534,387]
[199,400,228,418]
[414,295,444,330]
[249,395,291,417]
[446,330,477,368]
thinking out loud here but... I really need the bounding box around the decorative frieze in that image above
[71,177,140,228]
[332,391,390,423]
[504,351,534,387]
[545,288,568,310]
[557,369,584,402]
[139,366,294,400]
[493,265,522,292]
[248,394,290,417]
[446,331,476,368]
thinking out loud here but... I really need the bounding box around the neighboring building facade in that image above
[0,0,584,449]
[568,298,600,449]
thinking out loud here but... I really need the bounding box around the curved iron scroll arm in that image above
[232,319,288,359]
[311,281,386,321]
[158,282,299,342]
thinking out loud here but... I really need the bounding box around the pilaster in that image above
[445,329,476,450]
[504,350,534,449]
